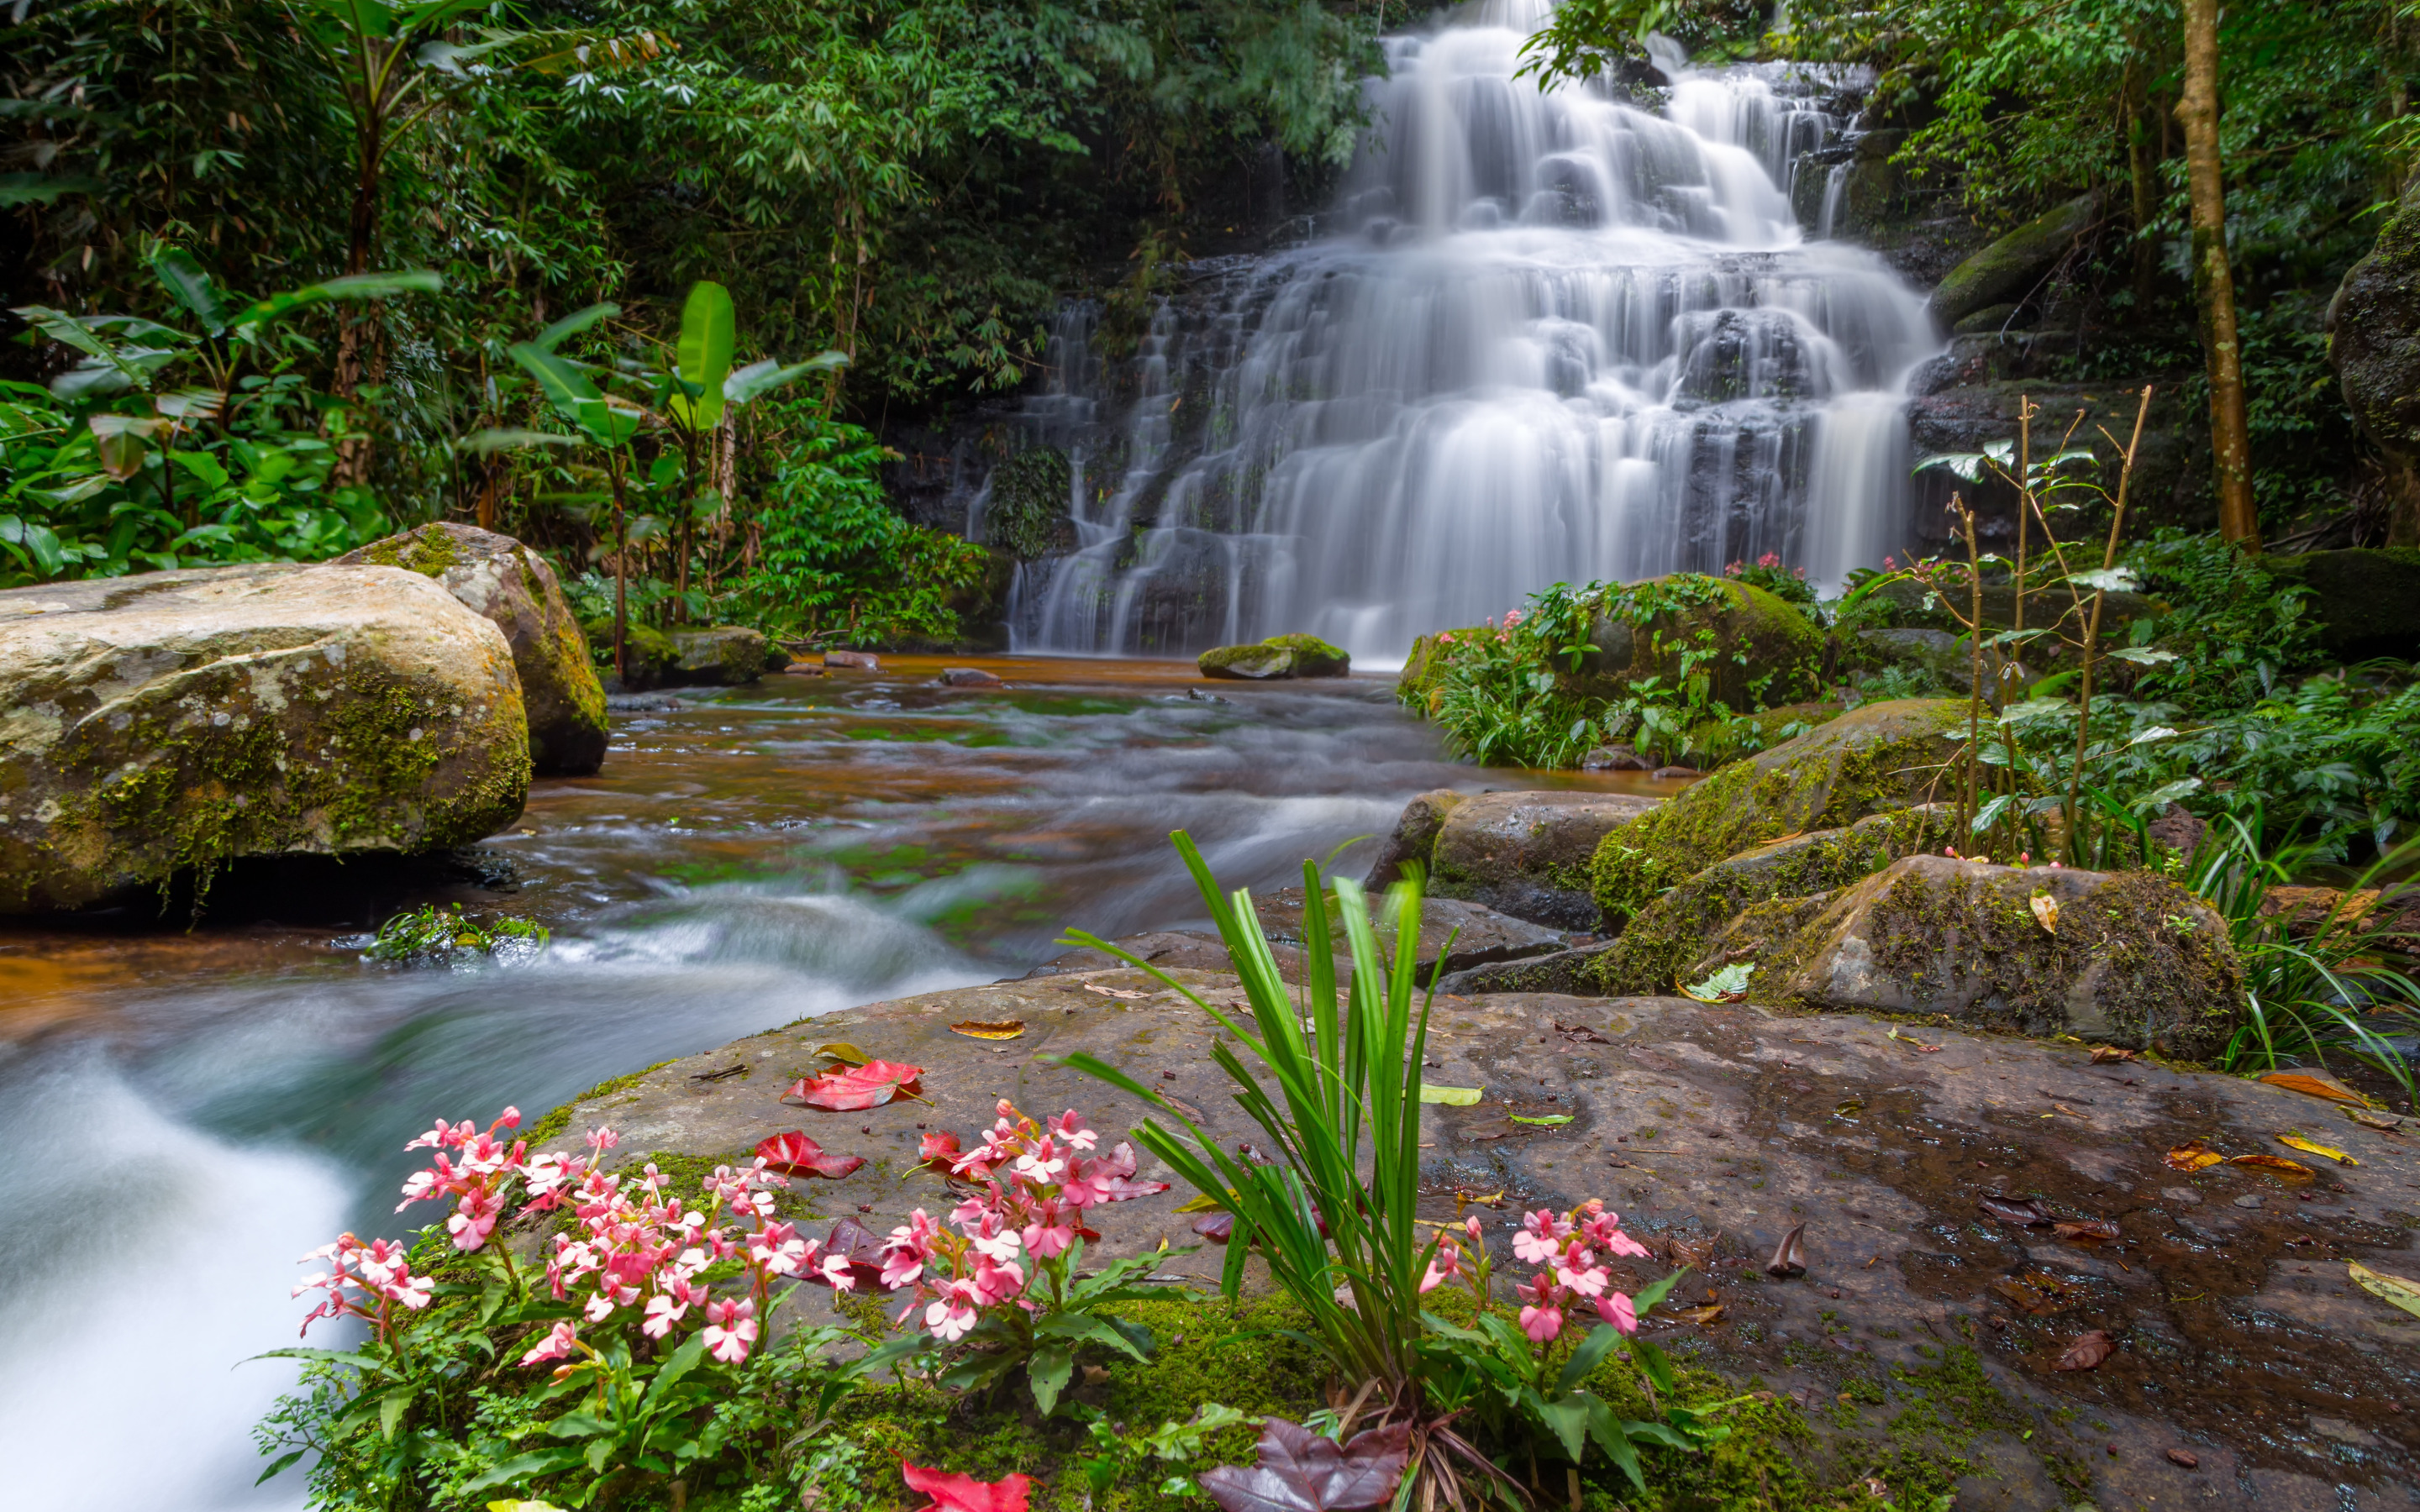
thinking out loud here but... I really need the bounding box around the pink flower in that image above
[447,1187,504,1251]
[1884,555,1897,570]
[1512,1210,1571,1265]
[1504,609,1524,627]
[702,1299,757,1364]
[1022,1204,1079,1259]
[1597,1291,1639,1335]
[1044,1110,1099,1152]
[1519,1303,1564,1341]
[520,1320,581,1366]
[926,1291,981,1342]
[642,1292,690,1339]
[1556,1253,1608,1298]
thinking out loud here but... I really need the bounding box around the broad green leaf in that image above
[167,449,231,492]
[377,1387,415,1441]
[1418,1084,1481,1105]
[460,1448,584,1494]
[531,302,620,354]
[150,247,229,334]
[0,172,103,206]
[254,1449,308,1486]
[1536,1396,1591,1463]
[1027,1340,1076,1416]
[637,1332,709,1417]
[1508,1113,1570,1126]
[670,281,734,431]
[461,428,579,454]
[507,343,637,448]
[1554,1321,1627,1397]
[1585,1399,1647,1491]
[230,270,442,331]
[2108,646,2179,665]
[723,353,846,405]
[2068,566,2139,594]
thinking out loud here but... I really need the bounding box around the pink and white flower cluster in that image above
[1423,1200,1654,1345]
[292,1233,435,1340]
[880,1101,1166,1342]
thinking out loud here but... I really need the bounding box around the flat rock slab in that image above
[550,975,2420,1509]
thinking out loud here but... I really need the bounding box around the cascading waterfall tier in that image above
[993,3,1939,662]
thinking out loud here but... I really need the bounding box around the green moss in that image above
[356,524,466,578]
[524,1060,677,1146]
[1588,700,1967,927]
[1257,633,1349,676]
[987,449,1076,560]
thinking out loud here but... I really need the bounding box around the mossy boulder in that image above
[2255,548,2420,662]
[666,626,769,686]
[338,522,606,774]
[1588,697,1968,927]
[0,564,529,912]
[1586,806,1953,995]
[1198,634,1349,680]
[1739,854,2244,1056]
[1396,626,1486,711]
[581,617,679,690]
[1363,788,1467,890]
[1432,790,1663,930]
[1926,190,2104,328]
[1569,575,1824,710]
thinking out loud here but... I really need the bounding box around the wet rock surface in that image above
[1362,788,1466,890]
[1431,790,1663,930]
[551,973,2420,1509]
[666,625,771,686]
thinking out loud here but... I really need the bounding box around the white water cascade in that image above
[1001,1,1938,662]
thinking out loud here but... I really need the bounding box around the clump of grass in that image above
[362,902,550,964]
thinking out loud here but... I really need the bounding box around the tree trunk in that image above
[2125,64,2158,303]
[2177,0,2260,549]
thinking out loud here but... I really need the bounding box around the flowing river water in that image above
[0,659,1668,1510]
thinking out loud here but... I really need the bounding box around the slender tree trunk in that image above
[2177,0,2260,549]
[2125,64,2159,303]
[608,448,630,685]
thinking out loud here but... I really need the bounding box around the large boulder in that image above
[1363,788,1468,890]
[1432,790,1663,930]
[2330,171,2420,546]
[338,522,606,774]
[1926,191,2104,329]
[1198,633,1349,680]
[0,564,529,911]
[2254,548,2420,662]
[1249,887,1566,979]
[1738,854,2244,1057]
[1586,806,1953,996]
[1588,698,1968,927]
[1570,575,1824,710]
[666,626,771,686]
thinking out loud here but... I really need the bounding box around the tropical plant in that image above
[1057,836,1704,1502]
[879,1101,1172,1416]
[363,903,550,964]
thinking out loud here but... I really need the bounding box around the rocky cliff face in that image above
[2330,171,2420,546]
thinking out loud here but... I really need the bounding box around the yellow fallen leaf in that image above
[807,1041,870,1067]
[2030,894,2059,933]
[2259,1072,2381,1109]
[2349,1261,2420,1320]
[1673,1303,1726,1326]
[2228,1152,2313,1179]
[950,1020,1026,1040]
[1419,1084,1484,1106]
[1173,1191,1234,1214]
[2276,1132,2358,1165]
[2164,1141,2223,1171]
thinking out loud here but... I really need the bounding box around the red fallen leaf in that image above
[784,1058,923,1111]
[1765,1222,1807,1278]
[917,1129,965,1174]
[1200,1418,1411,1512]
[902,1461,1031,1512]
[1194,1211,1235,1244]
[2054,1330,2118,1371]
[2165,1449,2199,1468]
[1979,1196,2054,1227]
[806,1215,891,1289]
[2053,1219,2121,1243]
[755,1130,865,1179]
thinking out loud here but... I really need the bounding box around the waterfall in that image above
[1002,3,1937,662]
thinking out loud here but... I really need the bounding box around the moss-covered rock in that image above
[1588,698,1968,927]
[1744,853,2244,1056]
[0,564,529,911]
[667,625,769,685]
[1586,805,1952,995]
[338,522,606,774]
[1258,633,1349,676]
[1570,574,1824,711]
[1362,787,1466,890]
[1432,790,1663,929]
[1198,633,1349,680]
[1926,191,2104,328]
[581,616,678,689]
[1396,626,1486,711]
[2254,547,2420,662]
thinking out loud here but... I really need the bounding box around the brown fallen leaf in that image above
[2165,1141,2225,1172]
[1988,1270,2085,1315]
[2054,1330,2117,1371]
[2089,1045,2139,1063]
[2228,1152,2315,1179]
[2053,1102,2089,1119]
[2030,894,2060,933]
[1672,1304,1725,1326]
[1554,1021,1612,1044]
[1979,1196,2055,1227]
[2343,1107,2406,1135]
[2165,1449,2199,1469]
[2053,1219,2121,1243]
[1084,983,1150,1000]
[1887,1026,1943,1052]
[2275,1131,2358,1164]
[2258,1072,2381,1109]
[950,1019,1027,1040]
[1765,1223,1807,1278]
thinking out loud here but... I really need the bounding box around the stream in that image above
[0,657,1665,1511]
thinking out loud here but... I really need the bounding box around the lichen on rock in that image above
[1,563,529,911]
[1587,697,1968,927]
[1430,790,1662,930]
